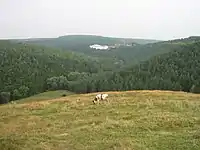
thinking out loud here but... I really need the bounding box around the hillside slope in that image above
[17,90,74,104]
[17,35,200,68]
[16,34,160,46]
[15,35,163,67]
[78,41,200,93]
[0,40,104,103]
[0,91,200,150]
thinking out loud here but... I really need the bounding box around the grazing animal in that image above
[93,93,109,104]
[101,94,108,100]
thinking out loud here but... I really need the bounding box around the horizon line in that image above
[0,34,197,41]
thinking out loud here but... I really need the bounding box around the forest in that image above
[1,36,200,104]
[0,40,105,103]
[80,42,200,93]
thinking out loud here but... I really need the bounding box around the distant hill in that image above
[12,35,165,67]
[161,36,200,44]
[15,35,200,69]
[15,34,160,46]
[12,35,163,69]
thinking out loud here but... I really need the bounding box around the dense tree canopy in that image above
[78,42,200,93]
[0,40,104,103]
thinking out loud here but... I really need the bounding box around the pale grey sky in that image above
[0,0,199,40]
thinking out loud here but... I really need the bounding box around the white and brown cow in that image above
[93,93,109,104]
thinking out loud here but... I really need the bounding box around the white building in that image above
[89,44,109,50]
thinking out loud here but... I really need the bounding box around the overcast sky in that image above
[0,0,199,40]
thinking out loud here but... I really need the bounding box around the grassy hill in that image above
[16,90,74,104]
[0,90,200,150]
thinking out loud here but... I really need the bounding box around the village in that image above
[89,41,137,50]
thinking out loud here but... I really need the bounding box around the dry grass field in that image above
[0,90,200,150]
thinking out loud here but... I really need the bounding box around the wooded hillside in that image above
[0,40,105,103]
[79,41,200,93]
[16,35,162,68]
[19,36,200,68]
